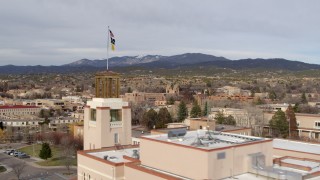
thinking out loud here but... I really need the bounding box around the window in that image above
[297,121,300,127]
[90,109,96,121]
[110,110,121,122]
[114,133,119,144]
[217,152,226,160]
[315,121,320,129]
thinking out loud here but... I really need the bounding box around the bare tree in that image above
[61,136,75,174]
[12,162,26,180]
[244,106,265,137]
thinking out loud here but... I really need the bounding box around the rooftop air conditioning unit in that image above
[168,129,187,139]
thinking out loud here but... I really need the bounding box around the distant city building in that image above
[165,83,179,95]
[0,105,41,119]
[258,103,290,112]
[1,119,42,128]
[121,91,166,105]
[62,96,84,104]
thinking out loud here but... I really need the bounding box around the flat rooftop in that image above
[273,139,320,155]
[87,147,139,163]
[143,130,265,150]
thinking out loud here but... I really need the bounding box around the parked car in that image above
[5,149,15,155]
[14,151,25,157]
[18,154,30,159]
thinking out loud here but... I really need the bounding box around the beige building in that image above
[264,112,320,139]
[78,130,274,180]
[0,105,41,119]
[83,71,132,150]
[36,99,65,109]
[84,98,132,150]
[166,83,179,95]
[121,91,166,105]
[184,117,216,130]
[78,71,320,180]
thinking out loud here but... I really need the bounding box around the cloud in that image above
[0,0,319,65]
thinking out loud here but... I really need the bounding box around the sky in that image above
[0,0,320,66]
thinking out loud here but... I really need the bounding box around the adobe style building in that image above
[78,71,320,180]
[264,112,320,140]
[0,105,41,119]
[83,71,131,150]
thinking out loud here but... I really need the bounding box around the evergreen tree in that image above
[293,103,299,112]
[225,115,236,125]
[214,111,225,124]
[202,101,209,116]
[190,100,202,118]
[269,109,289,138]
[268,91,277,101]
[255,97,265,105]
[127,87,133,93]
[285,105,298,137]
[39,143,52,160]
[157,108,172,129]
[301,92,308,104]
[142,109,158,130]
[177,101,188,122]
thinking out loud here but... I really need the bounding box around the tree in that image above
[0,129,5,143]
[214,111,225,124]
[269,109,288,138]
[202,101,209,116]
[127,87,133,93]
[141,109,158,130]
[243,106,264,137]
[12,162,26,180]
[39,142,52,160]
[301,92,308,104]
[167,96,175,105]
[255,97,265,105]
[39,109,52,120]
[190,100,201,118]
[131,103,146,125]
[285,105,298,137]
[268,91,277,101]
[293,103,299,112]
[225,115,236,125]
[61,136,76,174]
[157,108,172,129]
[177,101,188,122]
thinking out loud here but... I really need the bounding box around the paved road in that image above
[0,151,77,180]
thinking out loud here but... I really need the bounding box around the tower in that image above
[83,71,131,150]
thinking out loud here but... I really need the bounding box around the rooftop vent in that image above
[132,149,140,159]
[168,129,187,139]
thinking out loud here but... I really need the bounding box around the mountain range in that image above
[64,53,320,71]
[0,53,319,74]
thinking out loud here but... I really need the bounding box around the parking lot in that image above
[0,144,77,180]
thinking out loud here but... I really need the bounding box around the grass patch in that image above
[0,166,6,173]
[19,144,61,159]
[18,144,77,166]
[36,157,77,166]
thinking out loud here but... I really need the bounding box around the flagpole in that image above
[107,26,110,71]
